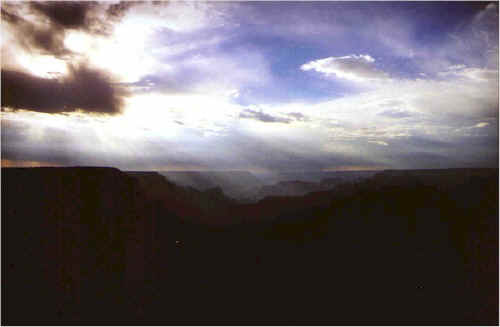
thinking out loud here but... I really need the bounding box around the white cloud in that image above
[474,122,490,128]
[369,140,389,146]
[301,63,497,122]
[438,65,498,82]
[151,35,228,58]
[300,54,389,82]
[121,1,228,33]
[254,60,498,155]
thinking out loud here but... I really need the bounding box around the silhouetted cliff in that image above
[2,167,157,322]
[2,167,498,324]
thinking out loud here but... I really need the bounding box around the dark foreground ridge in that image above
[2,167,498,324]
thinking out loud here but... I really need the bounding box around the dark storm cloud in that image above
[2,6,70,57]
[106,1,138,19]
[1,7,20,24]
[29,1,149,36]
[29,1,98,30]
[239,109,292,124]
[1,65,126,114]
[107,0,166,17]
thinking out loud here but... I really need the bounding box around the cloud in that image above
[29,2,98,31]
[1,6,71,58]
[1,64,126,114]
[239,109,292,124]
[128,45,271,96]
[237,109,312,125]
[413,3,498,75]
[1,1,142,59]
[249,2,497,79]
[307,63,497,122]
[384,133,498,168]
[474,122,489,128]
[438,66,498,82]
[106,1,138,20]
[287,112,310,122]
[0,110,383,172]
[1,2,497,171]
[368,140,389,146]
[0,2,157,114]
[301,54,389,82]
[378,109,413,119]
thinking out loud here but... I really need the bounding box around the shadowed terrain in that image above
[2,167,498,324]
[159,170,377,202]
[159,170,264,200]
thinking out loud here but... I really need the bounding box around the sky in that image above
[1,1,498,172]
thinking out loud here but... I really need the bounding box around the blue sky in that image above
[1,1,498,171]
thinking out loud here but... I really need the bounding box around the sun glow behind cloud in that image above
[62,13,161,83]
[17,54,68,78]
[124,92,241,136]
[1,1,498,170]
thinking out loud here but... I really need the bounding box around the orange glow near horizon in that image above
[1,159,62,168]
